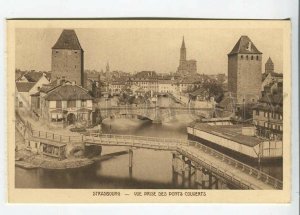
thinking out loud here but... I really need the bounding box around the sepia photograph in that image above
[7,20,291,203]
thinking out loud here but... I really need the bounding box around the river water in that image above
[15,97,283,189]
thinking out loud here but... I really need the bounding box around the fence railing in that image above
[181,140,283,189]
[19,124,283,190]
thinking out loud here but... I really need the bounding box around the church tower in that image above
[265,57,274,74]
[180,36,186,64]
[228,35,262,104]
[105,62,110,82]
[177,36,197,76]
[51,29,84,86]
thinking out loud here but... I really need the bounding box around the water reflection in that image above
[15,104,282,188]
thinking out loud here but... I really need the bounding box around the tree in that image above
[202,81,224,103]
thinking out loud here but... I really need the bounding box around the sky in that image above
[15,27,283,74]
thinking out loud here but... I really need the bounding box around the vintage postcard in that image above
[7,20,291,203]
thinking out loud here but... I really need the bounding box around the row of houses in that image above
[109,71,224,97]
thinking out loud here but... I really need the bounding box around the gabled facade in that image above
[39,82,93,127]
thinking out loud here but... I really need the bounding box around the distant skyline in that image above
[15,28,283,74]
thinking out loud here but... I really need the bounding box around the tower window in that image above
[246,55,248,60]
[55,50,59,53]
[256,56,259,60]
[74,51,77,54]
[251,56,254,60]
[241,55,244,59]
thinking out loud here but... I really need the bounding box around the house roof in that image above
[44,84,93,101]
[16,82,36,92]
[17,71,51,82]
[258,93,283,106]
[52,29,83,50]
[134,71,157,79]
[228,35,262,55]
[190,123,263,147]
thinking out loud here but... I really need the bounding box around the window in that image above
[55,50,59,54]
[251,56,254,60]
[256,56,259,60]
[256,110,259,115]
[246,55,248,60]
[241,55,243,59]
[56,100,62,108]
[67,100,76,108]
[82,100,87,107]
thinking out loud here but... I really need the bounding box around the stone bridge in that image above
[99,106,213,123]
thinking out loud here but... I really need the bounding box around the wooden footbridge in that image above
[25,127,283,190]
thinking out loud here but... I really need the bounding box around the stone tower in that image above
[265,57,274,74]
[51,29,84,86]
[228,35,262,104]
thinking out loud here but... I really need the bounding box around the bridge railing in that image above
[31,130,83,143]
[26,127,282,189]
[100,106,212,111]
[182,140,283,189]
[176,147,256,189]
[85,133,181,150]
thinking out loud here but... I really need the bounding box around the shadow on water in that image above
[15,106,283,188]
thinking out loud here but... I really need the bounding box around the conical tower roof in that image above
[228,35,262,55]
[52,29,83,50]
[266,57,274,64]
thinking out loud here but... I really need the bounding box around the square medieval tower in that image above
[228,35,262,104]
[51,29,84,86]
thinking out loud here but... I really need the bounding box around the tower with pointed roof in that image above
[105,62,110,82]
[180,36,186,64]
[177,36,197,76]
[228,35,262,104]
[51,29,85,87]
[265,57,274,74]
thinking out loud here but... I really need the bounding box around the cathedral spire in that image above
[181,36,186,49]
[180,36,186,62]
